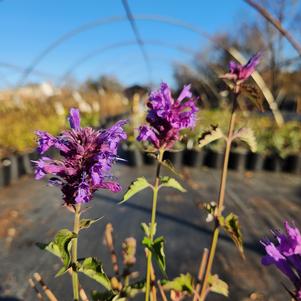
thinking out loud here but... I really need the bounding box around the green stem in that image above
[145,149,164,301]
[199,94,237,301]
[72,204,81,301]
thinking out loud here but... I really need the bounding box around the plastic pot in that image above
[246,152,264,171]
[263,154,283,172]
[282,154,301,174]
[17,155,26,176]
[163,151,183,169]
[228,149,247,172]
[119,145,143,167]
[182,149,204,167]
[204,149,223,169]
[0,160,10,187]
[22,153,34,174]
[0,156,18,186]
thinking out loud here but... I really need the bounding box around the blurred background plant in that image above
[0,82,128,157]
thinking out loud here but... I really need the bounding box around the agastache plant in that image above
[261,221,301,300]
[196,53,261,300]
[121,82,198,301]
[34,108,127,301]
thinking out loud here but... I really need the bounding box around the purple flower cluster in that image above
[261,221,301,300]
[222,52,261,84]
[34,108,127,205]
[137,82,198,150]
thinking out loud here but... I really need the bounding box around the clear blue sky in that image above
[0,0,256,88]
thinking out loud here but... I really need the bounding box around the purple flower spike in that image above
[222,52,261,84]
[68,108,81,130]
[137,82,198,150]
[261,221,301,300]
[34,108,127,205]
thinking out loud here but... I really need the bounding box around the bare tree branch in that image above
[244,0,301,56]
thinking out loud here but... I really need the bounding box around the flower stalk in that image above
[72,204,81,301]
[145,149,164,301]
[199,93,238,301]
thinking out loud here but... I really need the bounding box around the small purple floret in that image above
[223,52,261,84]
[137,82,198,150]
[261,221,301,300]
[68,108,81,130]
[34,108,127,205]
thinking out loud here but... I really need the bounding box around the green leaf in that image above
[120,177,152,204]
[198,125,224,148]
[162,273,194,293]
[159,176,186,192]
[140,222,156,237]
[36,241,61,258]
[219,213,244,258]
[79,217,103,230]
[142,236,166,277]
[233,127,257,152]
[208,274,229,297]
[54,229,76,276]
[79,257,111,290]
[91,291,117,301]
[37,229,76,277]
[124,280,146,298]
[161,159,182,178]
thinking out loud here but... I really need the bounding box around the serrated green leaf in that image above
[37,229,76,277]
[142,236,166,277]
[79,257,111,290]
[161,159,182,178]
[159,176,186,192]
[233,127,257,152]
[198,125,224,148]
[79,217,103,230]
[54,229,76,272]
[220,213,244,259]
[162,273,194,293]
[208,274,229,297]
[120,177,151,204]
[36,241,61,258]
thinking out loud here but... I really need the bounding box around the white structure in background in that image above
[53,101,65,116]
[0,81,60,101]
[72,91,92,113]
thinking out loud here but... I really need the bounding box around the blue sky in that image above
[0,0,257,88]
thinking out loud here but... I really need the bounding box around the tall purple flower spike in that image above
[222,52,261,84]
[137,82,198,150]
[34,108,127,205]
[261,221,301,300]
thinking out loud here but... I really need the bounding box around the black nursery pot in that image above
[17,154,26,176]
[282,154,301,174]
[182,149,204,167]
[121,147,143,167]
[246,152,264,171]
[263,154,283,172]
[228,149,247,172]
[0,160,10,187]
[163,151,183,169]
[204,149,223,169]
[9,156,18,182]
[22,153,34,174]
[0,156,18,186]
[143,152,156,165]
